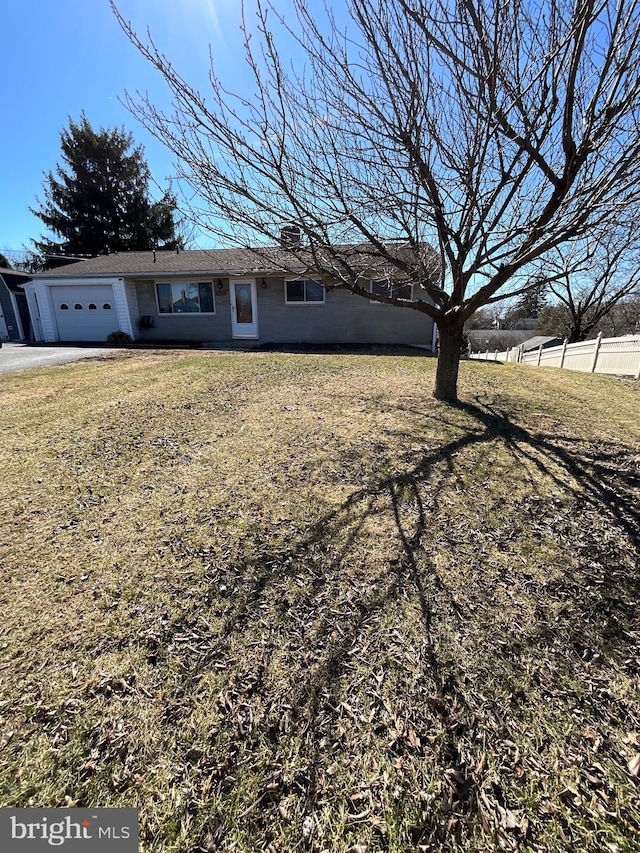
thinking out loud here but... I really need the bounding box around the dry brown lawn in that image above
[0,349,638,852]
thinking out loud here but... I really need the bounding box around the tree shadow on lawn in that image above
[162,399,639,850]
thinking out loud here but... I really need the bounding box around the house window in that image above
[88,303,97,310]
[60,304,69,310]
[370,279,412,302]
[285,279,324,304]
[74,304,83,310]
[103,303,112,310]
[156,282,216,314]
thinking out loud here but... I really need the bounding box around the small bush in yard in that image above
[106,330,132,345]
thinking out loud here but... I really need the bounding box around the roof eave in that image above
[32,267,310,281]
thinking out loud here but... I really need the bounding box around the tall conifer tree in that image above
[32,114,183,268]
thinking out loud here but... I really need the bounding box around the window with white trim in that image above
[285,278,325,304]
[156,282,215,314]
[370,279,412,302]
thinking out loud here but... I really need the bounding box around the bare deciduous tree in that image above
[536,228,640,341]
[599,295,640,337]
[113,0,640,401]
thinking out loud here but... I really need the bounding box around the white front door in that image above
[230,280,258,338]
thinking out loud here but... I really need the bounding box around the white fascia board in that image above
[111,279,134,337]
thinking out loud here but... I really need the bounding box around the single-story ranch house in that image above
[22,247,436,349]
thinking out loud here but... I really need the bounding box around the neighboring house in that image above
[467,329,532,352]
[22,247,436,348]
[510,318,538,331]
[520,335,563,352]
[0,268,33,341]
[469,332,562,355]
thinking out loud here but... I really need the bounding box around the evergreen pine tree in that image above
[512,281,548,320]
[31,114,183,267]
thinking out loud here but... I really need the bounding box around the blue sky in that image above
[1,0,273,259]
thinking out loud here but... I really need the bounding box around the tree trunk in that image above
[433,321,464,403]
[568,326,582,343]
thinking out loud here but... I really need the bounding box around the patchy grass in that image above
[0,350,638,853]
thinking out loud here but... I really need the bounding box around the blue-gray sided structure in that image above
[23,248,436,348]
[0,268,33,341]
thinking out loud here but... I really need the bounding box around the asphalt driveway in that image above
[0,342,116,374]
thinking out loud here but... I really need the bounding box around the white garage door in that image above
[52,286,117,342]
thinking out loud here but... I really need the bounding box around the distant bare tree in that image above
[599,296,640,337]
[113,0,640,401]
[2,250,47,274]
[537,227,640,341]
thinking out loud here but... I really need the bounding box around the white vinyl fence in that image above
[469,333,640,378]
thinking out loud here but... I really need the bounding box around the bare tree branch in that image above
[539,225,640,340]
[112,0,640,401]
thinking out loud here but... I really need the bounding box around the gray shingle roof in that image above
[35,249,296,278]
[0,267,33,278]
[521,335,563,351]
[0,268,34,291]
[34,244,439,279]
